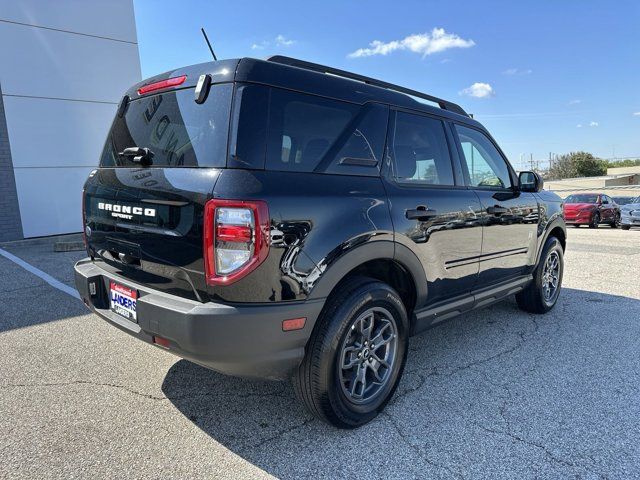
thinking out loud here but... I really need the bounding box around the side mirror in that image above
[518,171,543,192]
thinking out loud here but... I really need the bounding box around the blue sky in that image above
[133,0,639,169]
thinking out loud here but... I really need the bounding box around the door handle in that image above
[406,205,437,221]
[486,205,509,216]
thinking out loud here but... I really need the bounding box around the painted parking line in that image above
[0,247,80,300]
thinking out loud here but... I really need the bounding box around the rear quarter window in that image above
[254,87,387,175]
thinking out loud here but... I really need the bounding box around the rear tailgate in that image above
[84,168,221,300]
[84,72,233,301]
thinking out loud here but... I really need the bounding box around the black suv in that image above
[75,56,566,428]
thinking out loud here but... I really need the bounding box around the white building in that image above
[0,0,141,241]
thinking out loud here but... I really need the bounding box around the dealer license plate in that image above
[109,281,137,322]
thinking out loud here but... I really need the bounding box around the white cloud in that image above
[568,99,582,105]
[250,35,295,50]
[589,121,599,127]
[460,82,494,98]
[275,34,295,46]
[348,28,475,58]
[576,124,582,128]
[503,68,532,76]
[440,58,452,64]
[633,112,640,116]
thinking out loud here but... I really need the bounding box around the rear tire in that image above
[292,277,409,428]
[589,213,600,228]
[610,214,620,228]
[516,236,564,314]
[621,225,631,230]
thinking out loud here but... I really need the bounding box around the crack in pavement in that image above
[382,411,465,479]
[472,379,607,480]
[394,317,538,405]
[473,421,606,479]
[252,417,315,450]
[0,379,291,402]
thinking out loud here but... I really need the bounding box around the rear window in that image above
[100,84,232,168]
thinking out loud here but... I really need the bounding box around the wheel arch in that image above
[307,241,428,319]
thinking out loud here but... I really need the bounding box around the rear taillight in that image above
[203,199,269,286]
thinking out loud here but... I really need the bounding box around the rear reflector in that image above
[152,336,171,349]
[137,75,187,95]
[216,224,252,242]
[282,317,306,332]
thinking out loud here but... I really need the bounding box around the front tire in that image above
[516,236,564,314]
[589,212,600,228]
[621,225,631,230]
[293,277,409,428]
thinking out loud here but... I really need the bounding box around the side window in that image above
[323,103,388,176]
[265,89,358,172]
[455,125,512,189]
[391,112,454,186]
[601,196,609,204]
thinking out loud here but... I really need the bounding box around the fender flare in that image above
[306,240,428,307]
[535,216,567,265]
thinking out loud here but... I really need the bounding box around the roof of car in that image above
[126,57,482,128]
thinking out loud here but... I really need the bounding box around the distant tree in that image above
[605,158,640,168]
[546,154,577,180]
[546,151,607,180]
[575,153,608,177]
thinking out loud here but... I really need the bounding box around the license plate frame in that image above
[109,280,138,323]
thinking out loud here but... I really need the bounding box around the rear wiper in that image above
[119,147,154,166]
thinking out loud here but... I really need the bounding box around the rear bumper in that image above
[74,258,324,380]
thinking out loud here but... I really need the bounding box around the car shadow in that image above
[161,287,640,478]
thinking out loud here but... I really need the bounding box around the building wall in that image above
[607,166,640,176]
[0,0,141,239]
[545,175,640,199]
[0,82,23,242]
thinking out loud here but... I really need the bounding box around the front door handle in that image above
[487,205,509,216]
[406,205,437,221]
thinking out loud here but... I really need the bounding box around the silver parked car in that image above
[620,196,640,230]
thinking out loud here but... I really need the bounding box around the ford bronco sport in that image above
[75,56,566,428]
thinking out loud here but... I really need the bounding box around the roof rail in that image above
[267,55,469,117]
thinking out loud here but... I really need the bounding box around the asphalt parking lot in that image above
[1,227,639,479]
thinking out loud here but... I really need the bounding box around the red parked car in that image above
[563,193,621,228]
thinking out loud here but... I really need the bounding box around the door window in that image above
[392,112,454,186]
[455,125,512,189]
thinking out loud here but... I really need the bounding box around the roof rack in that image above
[267,55,469,117]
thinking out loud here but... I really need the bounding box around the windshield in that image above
[565,194,598,203]
[100,84,232,168]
